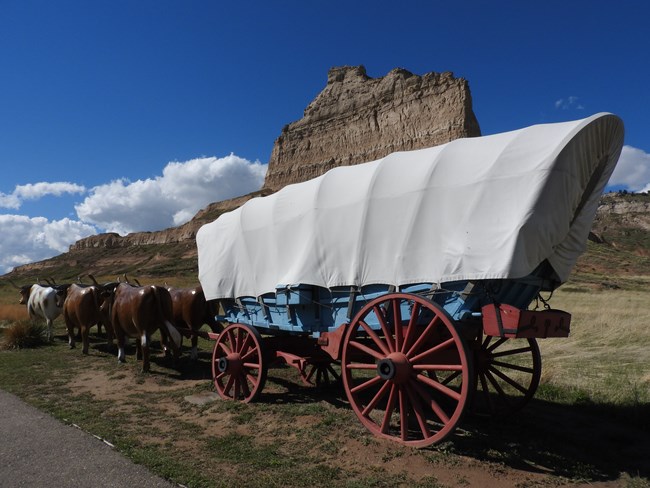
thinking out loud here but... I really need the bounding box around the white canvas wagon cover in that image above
[197,113,624,301]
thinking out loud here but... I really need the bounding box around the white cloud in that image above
[608,145,650,192]
[0,214,97,274]
[75,154,267,235]
[554,96,584,110]
[0,181,86,209]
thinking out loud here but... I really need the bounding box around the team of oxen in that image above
[10,275,221,372]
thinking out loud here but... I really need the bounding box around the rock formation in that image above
[263,65,481,191]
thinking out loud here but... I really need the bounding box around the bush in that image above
[0,320,47,350]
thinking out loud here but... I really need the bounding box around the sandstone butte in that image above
[263,65,481,191]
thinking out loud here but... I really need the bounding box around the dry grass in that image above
[0,303,28,324]
[538,287,650,404]
[0,320,47,350]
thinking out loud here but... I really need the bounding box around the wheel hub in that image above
[376,352,411,384]
[218,353,242,374]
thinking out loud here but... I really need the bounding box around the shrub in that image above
[0,320,47,350]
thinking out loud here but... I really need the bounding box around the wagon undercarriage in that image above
[208,284,561,447]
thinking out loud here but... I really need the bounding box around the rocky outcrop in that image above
[263,65,481,191]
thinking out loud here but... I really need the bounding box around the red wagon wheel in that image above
[472,336,541,416]
[342,293,473,447]
[212,323,267,403]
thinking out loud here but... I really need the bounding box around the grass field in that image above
[0,284,648,487]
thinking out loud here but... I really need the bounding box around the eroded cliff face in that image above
[263,65,481,191]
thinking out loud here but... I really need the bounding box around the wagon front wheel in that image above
[342,293,473,448]
[212,323,267,403]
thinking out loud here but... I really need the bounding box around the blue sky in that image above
[1,0,649,273]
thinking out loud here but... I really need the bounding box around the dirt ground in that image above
[60,341,648,488]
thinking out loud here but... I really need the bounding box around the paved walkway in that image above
[0,389,176,488]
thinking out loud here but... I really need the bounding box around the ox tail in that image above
[153,286,182,350]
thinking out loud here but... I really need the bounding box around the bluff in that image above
[263,65,481,191]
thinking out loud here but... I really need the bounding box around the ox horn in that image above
[88,274,99,285]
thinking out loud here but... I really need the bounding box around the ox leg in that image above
[115,330,126,363]
[191,333,198,361]
[81,326,90,355]
[46,318,54,342]
[141,332,150,373]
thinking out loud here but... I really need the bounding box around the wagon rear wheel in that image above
[471,336,541,416]
[301,360,341,388]
[342,293,473,448]
[212,323,267,403]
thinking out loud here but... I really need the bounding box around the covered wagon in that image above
[197,112,624,447]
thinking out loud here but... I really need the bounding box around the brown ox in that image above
[108,283,181,372]
[59,283,115,354]
[166,285,222,360]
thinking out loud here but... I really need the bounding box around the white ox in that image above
[15,283,63,341]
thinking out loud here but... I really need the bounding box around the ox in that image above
[166,285,222,360]
[105,283,181,372]
[57,283,115,354]
[13,282,62,341]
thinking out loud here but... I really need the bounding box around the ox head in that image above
[8,279,33,305]
[97,281,120,316]
[52,284,72,308]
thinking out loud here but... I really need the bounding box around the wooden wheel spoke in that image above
[439,370,462,386]
[241,374,255,398]
[242,362,260,370]
[405,384,431,439]
[392,299,403,351]
[373,305,395,353]
[223,374,235,397]
[234,376,241,400]
[410,337,457,364]
[346,362,378,370]
[416,372,461,401]
[380,384,398,434]
[362,379,392,417]
[350,374,382,394]
[491,346,533,358]
[241,347,259,362]
[401,302,420,354]
[305,365,317,383]
[482,335,493,349]
[413,363,463,372]
[327,364,340,380]
[237,333,253,354]
[349,339,385,361]
[412,378,451,425]
[487,365,529,394]
[487,337,508,352]
[484,369,513,402]
[218,343,232,355]
[405,316,440,357]
[490,360,534,374]
[359,320,391,356]
[398,387,408,441]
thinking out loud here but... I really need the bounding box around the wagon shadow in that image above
[446,398,650,482]
[259,373,347,408]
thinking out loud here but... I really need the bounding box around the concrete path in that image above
[0,389,176,488]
